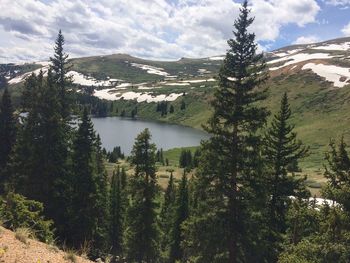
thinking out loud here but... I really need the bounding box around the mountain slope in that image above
[1,37,350,170]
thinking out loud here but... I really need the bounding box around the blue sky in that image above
[0,0,349,63]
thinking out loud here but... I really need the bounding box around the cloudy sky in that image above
[0,0,349,63]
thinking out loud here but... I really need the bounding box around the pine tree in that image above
[0,88,16,193]
[160,172,176,253]
[169,171,189,263]
[50,30,72,118]
[110,166,125,256]
[263,93,309,260]
[93,134,110,256]
[180,100,186,110]
[323,137,350,213]
[124,128,159,262]
[183,1,269,262]
[10,70,70,236]
[169,105,174,113]
[278,138,350,263]
[69,108,109,256]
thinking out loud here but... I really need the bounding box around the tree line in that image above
[1,1,350,262]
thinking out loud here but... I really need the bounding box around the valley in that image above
[2,37,350,190]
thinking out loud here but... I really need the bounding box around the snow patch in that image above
[8,66,49,84]
[312,42,350,51]
[165,82,190,86]
[209,56,225,61]
[269,53,334,71]
[180,79,216,84]
[94,89,183,102]
[68,71,120,86]
[130,63,169,76]
[273,48,303,57]
[302,63,350,88]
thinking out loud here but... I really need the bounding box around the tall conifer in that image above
[110,166,125,256]
[69,108,109,256]
[263,92,308,261]
[183,1,269,262]
[124,128,159,262]
[50,30,72,118]
[160,172,176,254]
[0,88,16,193]
[169,171,189,263]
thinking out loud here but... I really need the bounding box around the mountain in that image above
[1,37,350,171]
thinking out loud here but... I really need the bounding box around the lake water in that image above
[91,117,210,154]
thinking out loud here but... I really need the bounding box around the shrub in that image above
[0,192,54,243]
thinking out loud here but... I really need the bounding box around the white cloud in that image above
[0,0,321,63]
[293,35,320,44]
[342,22,350,36]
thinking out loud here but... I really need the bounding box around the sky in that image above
[0,0,349,63]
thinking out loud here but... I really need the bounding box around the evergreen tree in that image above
[180,100,186,110]
[110,166,125,256]
[69,108,109,256]
[183,1,269,262]
[263,93,308,261]
[0,88,16,193]
[169,171,189,263]
[120,166,127,190]
[0,75,7,90]
[124,128,159,262]
[169,105,174,114]
[11,70,70,237]
[160,172,176,254]
[323,137,350,213]
[50,30,72,119]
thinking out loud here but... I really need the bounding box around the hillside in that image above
[1,37,350,169]
[0,227,93,263]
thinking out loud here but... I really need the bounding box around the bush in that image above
[0,192,54,243]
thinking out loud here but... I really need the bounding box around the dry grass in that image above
[78,240,92,259]
[15,227,33,244]
[64,250,77,263]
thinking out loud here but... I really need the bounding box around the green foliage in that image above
[179,149,192,169]
[263,93,309,261]
[50,29,72,119]
[109,166,126,256]
[0,192,53,243]
[0,88,16,193]
[183,2,270,262]
[10,70,71,239]
[123,128,160,262]
[107,146,124,163]
[69,108,110,256]
[159,172,176,255]
[278,139,350,263]
[323,137,350,212]
[169,171,189,262]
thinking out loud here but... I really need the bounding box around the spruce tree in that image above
[263,93,308,261]
[124,128,159,262]
[0,88,16,193]
[69,108,109,256]
[160,172,176,253]
[183,1,269,262]
[11,70,70,236]
[50,30,72,118]
[110,166,125,256]
[169,171,189,263]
